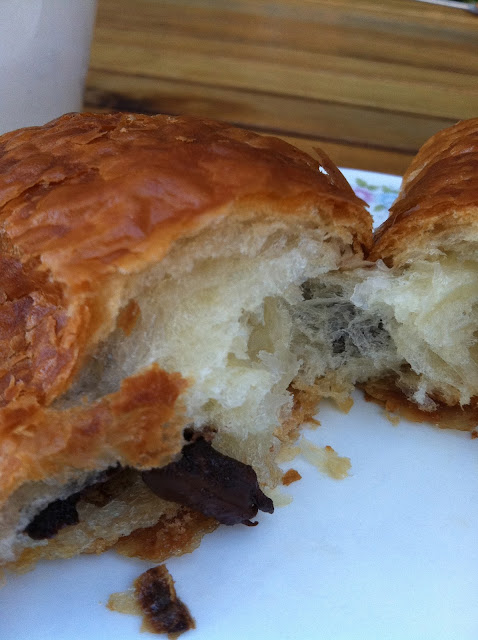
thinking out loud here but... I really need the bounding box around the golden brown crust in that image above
[0,366,187,509]
[362,378,478,432]
[0,112,370,410]
[113,507,218,563]
[8,503,215,574]
[370,118,478,266]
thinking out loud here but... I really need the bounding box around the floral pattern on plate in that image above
[341,168,402,228]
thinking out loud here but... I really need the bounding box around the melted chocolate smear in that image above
[135,565,195,637]
[24,467,122,540]
[24,494,80,540]
[142,437,274,526]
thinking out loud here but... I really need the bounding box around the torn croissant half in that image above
[0,113,477,574]
[0,112,373,570]
[360,117,478,423]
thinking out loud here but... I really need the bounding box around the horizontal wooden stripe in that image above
[90,27,478,119]
[95,0,478,72]
[85,70,456,153]
[96,0,478,40]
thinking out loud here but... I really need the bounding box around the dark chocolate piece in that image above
[24,494,80,540]
[23,467,122,540]
[142,438,274,526]
[135,565,195,636]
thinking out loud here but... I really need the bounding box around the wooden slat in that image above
[95,0,478,73]
[87,0,478,173]
[90,28,478,120]
[85,70,455,153]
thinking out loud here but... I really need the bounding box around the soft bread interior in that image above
[7,219,478,569]
[352,254,478,409]
[290,269,402,398]
[3,216,362,566]
[62,217,359,479]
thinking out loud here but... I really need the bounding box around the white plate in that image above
[2,170,478,640]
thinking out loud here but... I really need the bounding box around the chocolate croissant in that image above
[0,113,372,571]
[2,112,476,578]
[358,118,478,423]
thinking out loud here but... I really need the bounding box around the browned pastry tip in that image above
[370,117,478,266]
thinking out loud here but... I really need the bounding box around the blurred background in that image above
[84,0,478,174]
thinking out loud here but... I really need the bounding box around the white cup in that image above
[0,0,98,135]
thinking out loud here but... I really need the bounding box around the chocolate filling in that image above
[25,493,81,540]
[142,437,274,526]
[24,437,274,540]
[23,467,126,541]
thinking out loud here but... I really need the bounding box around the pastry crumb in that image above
[108,565,195,637]
[299,438,351,480]
[282,469,302,486]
